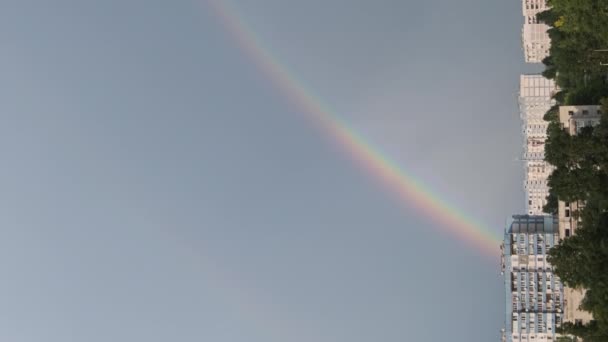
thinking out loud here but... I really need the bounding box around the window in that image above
[565,209,570,217]
[583,110,589,115]
[565,229,571,237]
[568,111,574,116]
[565,202,570,207]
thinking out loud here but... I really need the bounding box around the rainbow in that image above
[205,0,502,257]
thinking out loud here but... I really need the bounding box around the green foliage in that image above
[548,235,587,287]
[548,191,608,333]
[538,3,608,104]
[537,9,559,27]
[544,121,571,168]
[547,165,598,202]
[542,66,558,80]
[556,337,577,342]
[552,89,568,104]
[543,193,558,215]
[543,105,560,122]
[557,320,608,341]
[564,80,608,105]
[539,1,608,333]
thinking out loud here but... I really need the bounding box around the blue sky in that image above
[0,0,537,341]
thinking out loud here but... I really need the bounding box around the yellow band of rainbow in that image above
[206,0,502,258]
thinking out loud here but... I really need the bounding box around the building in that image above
[502,215,564,342]
[522,0,551,63]
[556,105,602,238]
[555,105,602,326]
[519,75,557,215]
[558,105,602,136]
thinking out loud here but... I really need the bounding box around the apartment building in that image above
[519,75,556,215]
[502,215,564,342]
[522,0,551,63]
[558,105,602,136]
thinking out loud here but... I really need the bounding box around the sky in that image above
[0,0,537,341]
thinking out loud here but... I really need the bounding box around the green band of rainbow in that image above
[206,0,502,258]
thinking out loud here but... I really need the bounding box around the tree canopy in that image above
[538,1,608,338]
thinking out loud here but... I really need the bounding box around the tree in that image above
[545,121,571,168]
[557,321,608,342]
[543,193,558,215]
[537,3,608,333]
[537,9,559,27]
[548,235,588,288]
[550,202,608,333]
[543,105,560,122]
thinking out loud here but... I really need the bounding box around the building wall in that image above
[519,75,556,215]
[503,215,563,342]
[558,105,602,135]
[557,200,583,239]
[521,0,550,63]
[563,287,594,325]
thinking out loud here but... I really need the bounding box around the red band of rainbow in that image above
[206,0,502,258]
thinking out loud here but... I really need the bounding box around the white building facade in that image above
[502,215,564,342]
[519,75,557,215]
[558,105,602,136]
[522,0,551,63]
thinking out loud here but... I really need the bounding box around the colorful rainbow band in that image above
[205,0,502,258]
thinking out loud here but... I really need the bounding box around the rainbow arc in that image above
[206,0,502,257]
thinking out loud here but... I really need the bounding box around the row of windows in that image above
[567,109,601,116]
[527,166,547,173]
[574,120,600,133]
[520,85,554,97]
[524,0,547,11]
[523,152,546,159]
